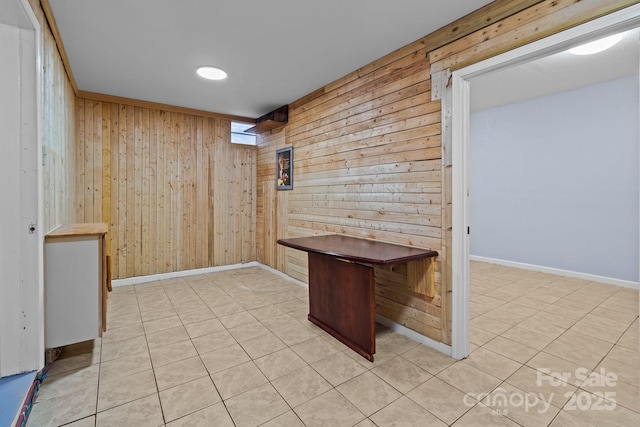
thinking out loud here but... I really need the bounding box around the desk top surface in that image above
[277,234,438,265]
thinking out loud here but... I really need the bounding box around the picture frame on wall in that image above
[276,146,293,190]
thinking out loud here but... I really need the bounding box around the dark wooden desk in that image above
[278,234,438,361]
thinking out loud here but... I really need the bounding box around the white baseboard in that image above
[256,263,308,288]
[375,314,453,358]
[470,255,639,290]
[111,261,260,287]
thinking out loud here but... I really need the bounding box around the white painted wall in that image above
[470,76,639,283]
[0,12,42,376]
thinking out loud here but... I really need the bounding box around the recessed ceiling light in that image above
[196,66,227,80]
[568,33,623,55]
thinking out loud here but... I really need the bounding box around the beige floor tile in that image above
[142,315,183,334]
[211,360,269,399]
[617,325,639,351]
[46,340,101,376]
[375,331,422,355]
[148,339,197,367]
[210,301,245,317]
[37,364,100,401]
[101,323,145,344]
[65,416,96,427]
[295,389,365,427]
[218,311,257,329]
[140,306,177,323]
[401,344,456,375]
[225,383,290,427]
[100,334,148,363]
[560,390,640,426]
[154,355,208,391]
[595,356,639,387]
[483,336,539,364]
[589,306,639,325]
[95,394,164,427]
[606,345,639,367]
[100,351,152,382]
[107,311,142,329]
[227,321,271,342]
[272,365,333,408]
[177,308,216,325]
[370,396,447,427]
[568,319,625,344]
[471,315,514,335]
[290,335,342,364]
[311,351,369,387]
[437,361,502,396]
[336,371,402,416]
[248,304,287,320]
[483,308,531,325]
[463,347,522,380]
[526,351,590,386]
[483,382,561,427]
[273,322,318,346]
[183,318,225,338]
[159,376,221,422]
[542,300,592,320]
[255,347,308,381]
[200,342,251,374]
[579,368,639,412]
[191,330,237,354]
[500,326,556,351]
[97,369,156,412]
[527,311,578,330]
[28,386,98,427]
[515,317,567,341]
[543,331,613,371]
[261,411,305,427]
[239,332,288,359]
[506,365,577,409]
[165,402,235,427]
[371,356,431,394]
[452,403,520,426]
[470,325,498,346]
[145,325,190,350]
[406,376,473,425]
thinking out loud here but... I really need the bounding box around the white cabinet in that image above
[44,223,109,349]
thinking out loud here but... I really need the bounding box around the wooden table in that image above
[278,234,438,361]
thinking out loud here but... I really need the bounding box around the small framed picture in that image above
[276,146,293,190]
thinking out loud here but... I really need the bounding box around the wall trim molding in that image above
[111,261,261,287]
[375,314,453,357]
[470,255,639,290]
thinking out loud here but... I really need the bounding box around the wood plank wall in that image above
[256,0,637,346]
[256,43,447,342]
[75,101,257,279]
[37,0,77,232]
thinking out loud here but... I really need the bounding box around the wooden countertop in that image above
[278,234,438,265]
[46,223,108,238]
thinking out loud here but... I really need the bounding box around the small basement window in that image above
[231,121,257,145]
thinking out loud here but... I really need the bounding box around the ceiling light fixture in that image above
[196,66,227,80]
[568,33,623,55]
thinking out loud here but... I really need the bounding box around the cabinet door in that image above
[45,236,100,348]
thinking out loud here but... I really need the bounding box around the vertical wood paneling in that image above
[73,102,256,279]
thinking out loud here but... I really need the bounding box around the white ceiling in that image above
[47,0,494,119]
[471,28,639,112]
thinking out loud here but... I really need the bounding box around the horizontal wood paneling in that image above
[257,0,637,346]
[257,37,445,342]
[76,101,257,279]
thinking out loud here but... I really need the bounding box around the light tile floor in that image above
[28,263,639,426]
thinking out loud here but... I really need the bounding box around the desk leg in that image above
[307,252,375,361]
